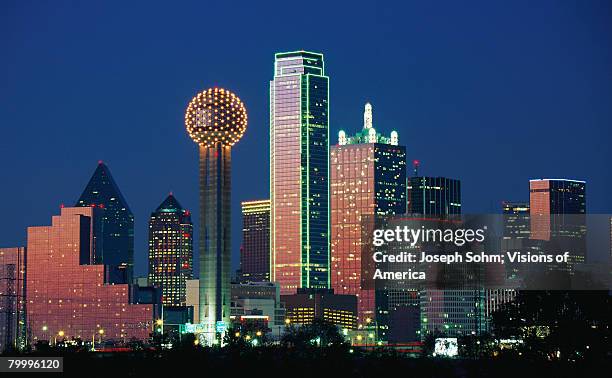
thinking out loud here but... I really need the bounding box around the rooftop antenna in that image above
[413,160,420,176]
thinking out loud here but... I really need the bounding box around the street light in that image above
[365,317,379,345]
[55,330,65,346]
[40,325,49,344]
[92,329,104,351]
[365,332,375,349]
[284,318,291,325]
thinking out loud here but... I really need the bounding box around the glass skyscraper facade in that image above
[26,207,155,343]
[76,162,134,284]
[405,176,485,339]
[502,201,531,239]
[331,103,406,323]
[407,176,461,216]
[501,201,532,282]
[529,179,587,268]
[240,200,271,283]
[148,194,193,307]
[419,289,487,338]
[270,51,330,295]
[529,179,586,241]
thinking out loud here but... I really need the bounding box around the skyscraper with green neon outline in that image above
[270,51,330,295]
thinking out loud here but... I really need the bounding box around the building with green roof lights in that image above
[270,50,330,295]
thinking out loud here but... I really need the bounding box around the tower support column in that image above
[199,143,232,343]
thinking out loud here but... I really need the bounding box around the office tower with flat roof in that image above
[0,247,26,352]
[501,201,532,283]
[530,179,587,269]
[185,87,247,343]
[529,179,586,241]
[26,207,155,344]
[281,288,357,330]
[407,176,461,215]
[331,103,406,322]
[405,176,486,339]
[270,51,330,295]
[240,200,271,283]
[148,194,193,307]
[76,162,134,284]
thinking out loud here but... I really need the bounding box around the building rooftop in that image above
[338,103,398,146]
[155,193,185,213]
[529,178,586,183]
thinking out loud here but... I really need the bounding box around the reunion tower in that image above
[184,87,247,342]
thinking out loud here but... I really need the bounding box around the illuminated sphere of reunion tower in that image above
[184,87,247,344]
[185,87,247,147]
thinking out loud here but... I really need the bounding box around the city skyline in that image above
[0,3,610,367]
[1,1,611,280]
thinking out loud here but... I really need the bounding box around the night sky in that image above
[1,1,611,277]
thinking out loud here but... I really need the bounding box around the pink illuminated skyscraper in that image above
[529,179,586,241]
[330,103,406,323]
[26,207,155,344]
[270,51,330,295]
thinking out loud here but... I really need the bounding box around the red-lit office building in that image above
[330,103,406,323]
[270,51,330,295]
[529,179,586,241]
[26,207,155,344]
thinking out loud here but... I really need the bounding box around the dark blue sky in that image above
[1,1,610,277]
